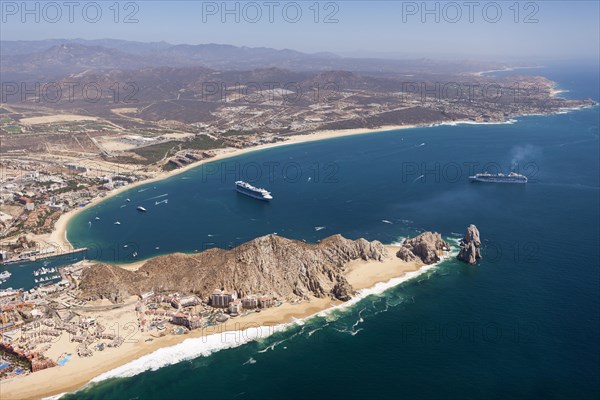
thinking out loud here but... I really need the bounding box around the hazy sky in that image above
[1,0,599,61]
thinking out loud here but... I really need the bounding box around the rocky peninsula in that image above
[1,230,456,399]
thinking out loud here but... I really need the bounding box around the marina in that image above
[33,266,57,276]
[0,249,88,291]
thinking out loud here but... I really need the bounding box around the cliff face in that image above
[78,234,387,303]
[396,232,450,264]
[457,224,482,265]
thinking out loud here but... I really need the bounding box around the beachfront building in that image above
[241,297,258,309]
[259,297,275,309]
[228,299,242,314]
[171,313,202,330]
[210,289,234,308]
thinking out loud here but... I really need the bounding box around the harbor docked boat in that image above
[468,172,528,184]
[235,181,273,201]
[33,267,56,276]
[0,270,11,283]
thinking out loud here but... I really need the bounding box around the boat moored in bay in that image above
[469,172,528,184]
[235,181,273,201]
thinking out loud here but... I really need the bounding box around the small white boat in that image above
[114,221,121,225]
[95,217,100,220]
[126,198,131,202]
[137,206,147,212]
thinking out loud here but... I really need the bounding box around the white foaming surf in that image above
[388,236,406,246]
[90,322,291,384]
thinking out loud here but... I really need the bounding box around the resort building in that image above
[171,313,202,330]
[210,289,234,308]
[228,299,242,314]
[179,295,200,308]
[241,297,258,309]
[170,298,181,309]
[258,297,275,309]
[140,291,154,300]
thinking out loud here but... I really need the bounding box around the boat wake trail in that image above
[257,338,287,353]
[412,174,425,183]
[146,193,169,201]
[243,357,256,365]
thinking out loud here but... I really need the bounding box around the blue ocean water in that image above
[17,63,600,399]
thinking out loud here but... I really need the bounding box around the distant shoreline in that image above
[473,65,543,76]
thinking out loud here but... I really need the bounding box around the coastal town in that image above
[1,258,281,380]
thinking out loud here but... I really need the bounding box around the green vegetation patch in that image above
[2,125,22,134]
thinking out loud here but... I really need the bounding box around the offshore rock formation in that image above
[396,232,450,264]
[78,234,386,303]
[457,224,482,265]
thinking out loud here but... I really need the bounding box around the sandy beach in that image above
[0,245,426,399]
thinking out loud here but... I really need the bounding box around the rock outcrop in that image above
[395,246,419,263]
[457,224,482,265]
[331,276,354,301]
[78,234,386,303]
[396,231,450,264]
